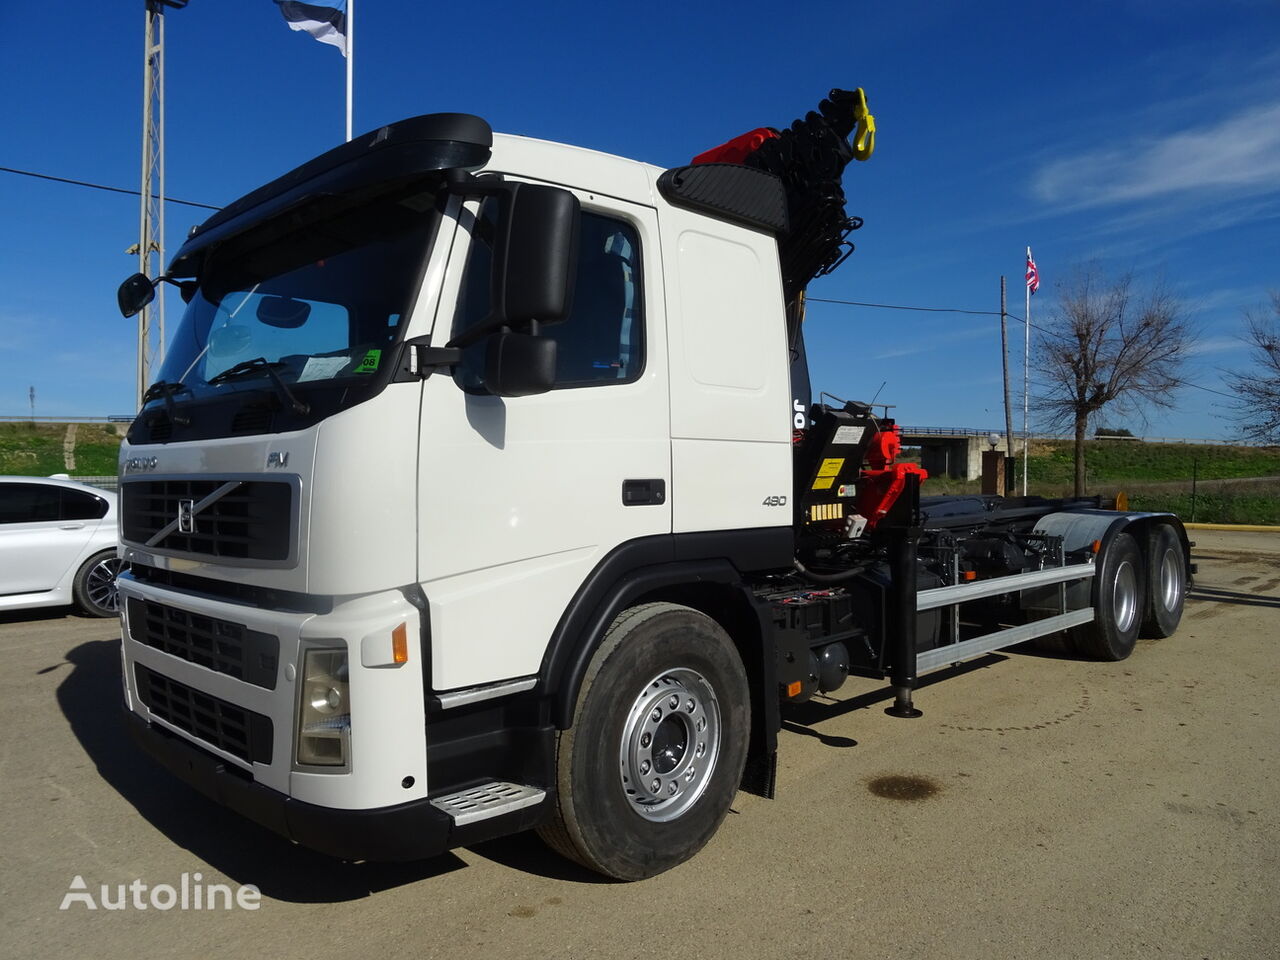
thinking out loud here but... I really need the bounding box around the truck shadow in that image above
[0,607,78,625]
[55,638,595,900]
[1188,585,1280,609]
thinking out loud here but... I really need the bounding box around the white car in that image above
[0,476,121,618]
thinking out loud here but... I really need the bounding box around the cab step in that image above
[429,781,546,825]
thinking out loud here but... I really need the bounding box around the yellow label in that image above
[811,477,835,490]
[817,458,845,478]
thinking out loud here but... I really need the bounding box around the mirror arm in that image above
[405,336,464,379]
[445,170,509,199]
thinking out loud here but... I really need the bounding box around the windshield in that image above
[143,186,439,425]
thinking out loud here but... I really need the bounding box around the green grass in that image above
[915,439,1280,525]
[0,422,122,477]
[1127,481,1280,525]
[1027,439,1280,486]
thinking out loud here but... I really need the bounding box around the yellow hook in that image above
[850,87,876,161]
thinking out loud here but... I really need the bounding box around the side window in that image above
[454,201,644,391]
[0,484,60,524]
[60,489,109,521]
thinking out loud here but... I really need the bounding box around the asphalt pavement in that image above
[1,529,1276,960]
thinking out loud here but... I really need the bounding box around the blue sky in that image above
[2,0,1277,438]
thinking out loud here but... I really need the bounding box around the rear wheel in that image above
[1070,532,1145,661]
[1141,524,1186,638]
[73,550,123,618]
[538,602,750,880]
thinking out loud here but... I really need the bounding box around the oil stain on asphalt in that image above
[867,774,941,801]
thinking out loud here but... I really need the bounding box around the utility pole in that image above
[999,276,1014,494]
[29,386,35,423]
[135,0,188,411]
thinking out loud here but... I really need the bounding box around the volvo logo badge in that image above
[123,456,158,472]
[177,499,195,534]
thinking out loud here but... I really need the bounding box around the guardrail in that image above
[897,427,1244,445]
[0,415,130,424]
[72,475,119,493]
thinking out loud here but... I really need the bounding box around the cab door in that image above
[416,193,669,691]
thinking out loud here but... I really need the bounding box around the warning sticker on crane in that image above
[811,477,835,490]
[833,425,868,445]
[817,458,845,478]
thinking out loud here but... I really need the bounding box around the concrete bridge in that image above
[898,426,1013,481]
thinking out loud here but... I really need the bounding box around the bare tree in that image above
[1224,292,1280,444]
[1034,268,1196,496]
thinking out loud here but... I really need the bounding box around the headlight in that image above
[296,647,350,768]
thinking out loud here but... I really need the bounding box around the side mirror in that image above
[448,182,580,350]
[494,183,580,327]
[118,273,156,318]
[485,332,556,397]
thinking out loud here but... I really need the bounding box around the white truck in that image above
[115,90,1190,880]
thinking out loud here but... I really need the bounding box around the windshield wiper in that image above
[207,357,310,414]
[141,379,191,426]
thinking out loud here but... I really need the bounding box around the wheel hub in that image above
[1113,559,1138,632]
[86,557,124,613]
[619,668,720,822]
[1160,549,1182,609]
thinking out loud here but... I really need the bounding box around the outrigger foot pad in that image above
[885,687,923,718]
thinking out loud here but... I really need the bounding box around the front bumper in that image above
[126,710,547,861]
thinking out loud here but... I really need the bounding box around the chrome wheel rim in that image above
[86,557,124,612]
[1159,548,1183,611]
[1113,559,1138,632]
[619,668,721,823]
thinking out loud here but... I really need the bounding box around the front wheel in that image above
[73,550,124,618]
[538,602,750,880]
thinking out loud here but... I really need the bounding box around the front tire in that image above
[1141,524,1186,638]
[1071,532,1145,661]
[538,602,750,880]
[73,550,123,618]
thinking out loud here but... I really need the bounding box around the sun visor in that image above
[169,113,492,278]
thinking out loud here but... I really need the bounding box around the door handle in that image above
[59,523,86,530]
[622,479,666,506]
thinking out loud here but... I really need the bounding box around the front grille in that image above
[127,598,279,689]
[134,664,273,764]
[122,479,292,561]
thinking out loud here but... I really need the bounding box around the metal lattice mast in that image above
[136,1,187,410]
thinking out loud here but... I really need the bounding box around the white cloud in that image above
[1032,100,1280,212]
[871,324,991,360]
[1188,336,1247,356]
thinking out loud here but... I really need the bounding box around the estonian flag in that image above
[274,1,347,56]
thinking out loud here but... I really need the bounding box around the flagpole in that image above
[345,0,353,141]
[1023,246,1031,497]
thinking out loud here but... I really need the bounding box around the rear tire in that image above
[1070,532,1145,661]
[1141,524,1186,638]
[538,602,750,880]
[72,550,123,618]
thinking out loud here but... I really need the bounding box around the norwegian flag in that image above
[1025,248,1040,295]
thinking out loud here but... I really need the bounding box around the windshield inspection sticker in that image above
[355,349,382,374]
[298,356,350,382]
